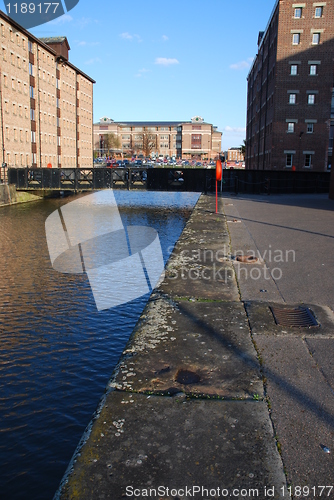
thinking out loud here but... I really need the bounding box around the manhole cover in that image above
[270,306,319,328]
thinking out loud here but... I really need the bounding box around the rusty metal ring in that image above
[235,255,259,263]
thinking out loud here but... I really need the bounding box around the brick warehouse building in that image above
[246,0,334,172]
[0,10,95,173]
[94,116,222,160]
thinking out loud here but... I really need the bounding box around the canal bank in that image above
[56,194,288,499]
[0,184,42,207]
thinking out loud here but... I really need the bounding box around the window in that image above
[289,94,296,104]
[315,6,323,17]
[30,108,35,121]
[29,63,34,76]
[2,47,6,61]
[308,94,315,104]
[307,123,314,133]
[31,131,36,143]
[305,154,312,167]
[310,65,317,75]
[294,7,302,18]
[29,86,34,98]
[292,33,300,45]
[290,65,298,75]
[312,33,320,45]
[28,40,33,53]
[287,122,295,133]
[286,154,293,167]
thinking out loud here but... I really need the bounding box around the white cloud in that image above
[162,35,169,41]
[76,41,100,47]
[84,57,102,65]
[49,14,73,25]
[120,32,142,42]
[229,58,253,70]
[155,57,179,66]
[76,17,98,29]
[135,68,150,78]
[224,126,246,135]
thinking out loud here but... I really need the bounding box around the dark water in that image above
[0,191,199,500]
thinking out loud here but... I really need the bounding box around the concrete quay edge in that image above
[55,194,289,500]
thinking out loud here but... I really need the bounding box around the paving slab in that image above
[59,392,287,500]
[111,297,263,399]
[305,338,334,392]
[245,301,334,337]
[254,335,334,489]
[222,200,285,304]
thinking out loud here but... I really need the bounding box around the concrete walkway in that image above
[57,194,334,500]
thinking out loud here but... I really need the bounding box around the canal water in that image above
[0,191,200,500]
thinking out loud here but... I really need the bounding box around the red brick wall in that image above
[246,0,334,172]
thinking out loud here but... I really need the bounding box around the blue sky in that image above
[25,0,277,151]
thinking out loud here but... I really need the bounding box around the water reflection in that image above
[0,191,199,500]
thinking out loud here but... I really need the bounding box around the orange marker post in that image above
[216,159,222,213]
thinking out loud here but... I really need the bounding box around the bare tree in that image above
[104,133,121,156]
[136,129,157,157]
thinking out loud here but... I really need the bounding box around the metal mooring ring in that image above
[235,255,259,263]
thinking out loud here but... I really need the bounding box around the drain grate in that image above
[270,306,319,328]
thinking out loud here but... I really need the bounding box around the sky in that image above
[21,0,278,151]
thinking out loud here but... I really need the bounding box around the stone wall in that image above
[0,184,41,206]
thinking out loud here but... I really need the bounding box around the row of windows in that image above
[1,47,28,68]
[294,6,323,19]
[288,93,318,105]
[292,32,322,45]
[3,74,28,93]
[117,127,178,132]
[1,23,27,47]
[286,153,314,168]
[287,122,315,134]
[290,63,319,76]
[3,101,29,117]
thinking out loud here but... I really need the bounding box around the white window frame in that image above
[294,7,302,18]
[315,6,323,18]
[307,123,314,134]
[312,33,320,45]
[292,33,300,45]
[310,65,317,75]
[308,94,315,105]
[304,154,313,168]
[289,94,296,104]
[286,153,293,167]
[287,122,295,133]
[290,65,298,75]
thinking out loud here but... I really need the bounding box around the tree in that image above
[142,131,157,157]
[240,139,246,157]
[104,133,121,156]
[135,129,157,157]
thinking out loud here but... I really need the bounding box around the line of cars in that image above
[93,157,217,168]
